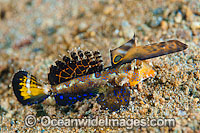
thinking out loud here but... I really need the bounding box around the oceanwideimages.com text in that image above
[24,115,176,129]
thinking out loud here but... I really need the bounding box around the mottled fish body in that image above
[12,35,187,111]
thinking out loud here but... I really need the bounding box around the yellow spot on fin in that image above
[12,71,49,105]
[110,35,136,66]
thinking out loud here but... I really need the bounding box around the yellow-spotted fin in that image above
[128,60,156,87]
[12,71,50,105]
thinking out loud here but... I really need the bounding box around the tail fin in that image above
[12,71,50,105]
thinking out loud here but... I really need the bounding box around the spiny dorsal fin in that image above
[48,50,104,85]
[110,35,136,67]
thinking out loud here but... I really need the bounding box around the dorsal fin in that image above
[110,35,136,67]
[111,36,188,67]
[121,40,188,65]
[48,50,104,85]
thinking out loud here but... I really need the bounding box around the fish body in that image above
[52,60,156,106]
[12,59,156,107]
[12,35,187,111]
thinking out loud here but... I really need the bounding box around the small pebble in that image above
[183,6,194,21]
[161,20,168,30]
[174,12,182,23]
[193,98,199,104]
[153,7,164,15]
[46,27,56,35]
[103,5,114,15]
[78,22,88,32]
[121,21,134,38]
[141,24,151,32]
[191,22,200,30]
[150,16,163,27]
[178,110,187,116]
[90,31,96,37]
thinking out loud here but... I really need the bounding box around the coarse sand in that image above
[0,0,199,132]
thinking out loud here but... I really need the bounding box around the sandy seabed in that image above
[0,0,199,132]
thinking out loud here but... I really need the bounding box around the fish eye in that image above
[113,55,123,64]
